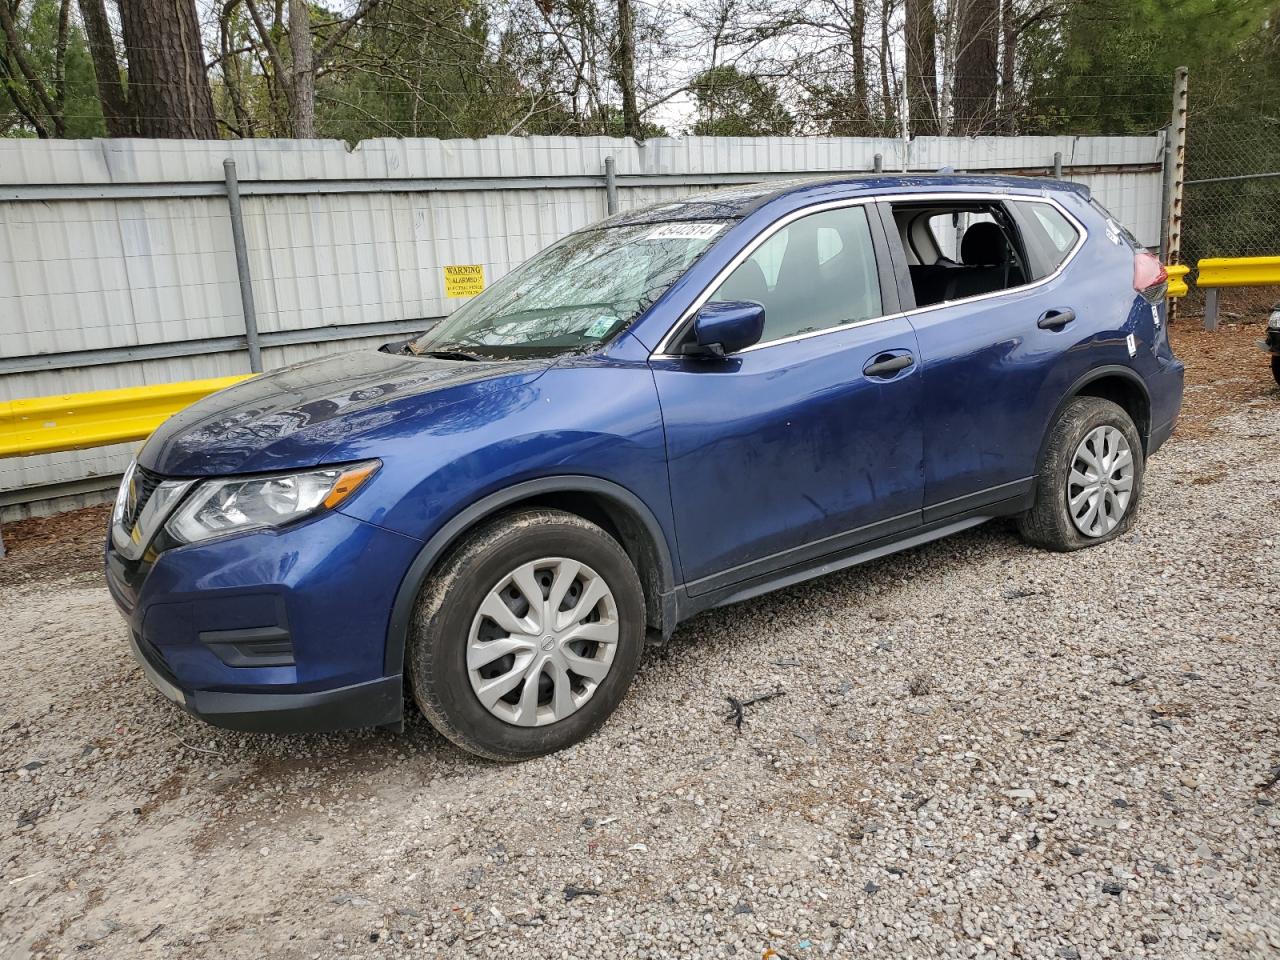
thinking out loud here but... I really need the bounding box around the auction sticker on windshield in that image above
[645,223,724,242]
[443,264,486,297]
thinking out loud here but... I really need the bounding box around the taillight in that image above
[1134,252,1169,304]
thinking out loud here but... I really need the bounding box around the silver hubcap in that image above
[467,557,619,727]
[1067,425,1134,537]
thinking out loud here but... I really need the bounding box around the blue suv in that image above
[105,175,1184,760]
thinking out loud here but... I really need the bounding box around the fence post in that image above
[1203,288,1219,330]
[1053,152,1063,179]
[873,153,883,173]
[223,159,263,373]
[1159,126,1174,260]
[1166,67,1189,324]
[604,155,618,215]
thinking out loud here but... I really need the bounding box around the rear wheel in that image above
[1018,396,1145,552]
[408,508,645,761]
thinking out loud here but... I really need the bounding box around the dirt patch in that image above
[0,503,111,588]
[1168,317,1278,439]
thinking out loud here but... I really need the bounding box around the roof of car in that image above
[599,173,1089,227]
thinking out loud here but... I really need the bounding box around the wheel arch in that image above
[384,476,678,678]
[1038,366,1152,470]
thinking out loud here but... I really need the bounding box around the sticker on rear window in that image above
[585,315,617,338]
[645,223,724,242]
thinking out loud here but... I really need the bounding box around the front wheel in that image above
[1018,396,1145,552]
[408,508,646,761]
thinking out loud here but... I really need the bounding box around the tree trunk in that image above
[905,0,938,135]
[999,0,1016,132]
[616,0,640,138]
[879,0,892,129]
[119,0,219,138]
[850,0,869,121]
[77,0,134,135]
[53,0,70,111]
[953,0,998,135]
[218,5,254,137]
[288,0,315,136]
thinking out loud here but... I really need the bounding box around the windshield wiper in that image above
[415,349,485,362]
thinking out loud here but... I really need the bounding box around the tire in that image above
[1017,396,1145,552]
[407,508,646,761]
[1271,355,1280,387]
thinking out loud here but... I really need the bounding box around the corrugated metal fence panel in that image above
[243,186,613,335]
[0,135,905,185]
[1075,171,1164,249]
[910,134,1162,171]
[0,133,1159,186]
[0,134,1163,512]
[1,196,243,358]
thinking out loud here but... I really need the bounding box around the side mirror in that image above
[684,300,765,357]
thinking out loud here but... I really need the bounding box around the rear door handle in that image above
[863,353,914,378]
[1037,308,1076,330]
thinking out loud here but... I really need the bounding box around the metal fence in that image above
[0,133,1167,517]
[1183,123,1280,270]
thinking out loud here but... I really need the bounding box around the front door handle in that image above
[1037,308,1076,330]
[863,353,914,378]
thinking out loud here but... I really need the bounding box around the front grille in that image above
[123,465,164,530]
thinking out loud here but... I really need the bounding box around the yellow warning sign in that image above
[443,264,485,298]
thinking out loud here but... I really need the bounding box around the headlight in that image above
[1268,305,1280,330]
[165,460,379,544]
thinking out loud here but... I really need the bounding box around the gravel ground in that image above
[2,321,1278,960]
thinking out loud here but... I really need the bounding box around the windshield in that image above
[410,221,728,359]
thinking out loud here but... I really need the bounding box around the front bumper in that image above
[108,508,423,734]
[128,630,402,732]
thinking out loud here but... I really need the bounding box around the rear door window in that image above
[925,211,995,262]
[893,200,1034,306]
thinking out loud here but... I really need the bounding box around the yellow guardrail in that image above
[1166,264,1190,299]
[0,376,252,458]
[1196,256,1280,289]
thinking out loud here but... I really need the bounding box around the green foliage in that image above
[315,0,522,139]
[1178,8,1280,261]
[0,0,104,137]
[1017,0,1276,135]
[690,65,794,137]
[803,82,897,137]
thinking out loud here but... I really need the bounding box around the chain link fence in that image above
[1184,124,1280,261]
[1181,104,1280,317]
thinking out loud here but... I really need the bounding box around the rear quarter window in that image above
[1011,200,1081,278]
[1087,198,1145,251]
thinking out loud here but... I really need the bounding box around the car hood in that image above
[138,350,552,476]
